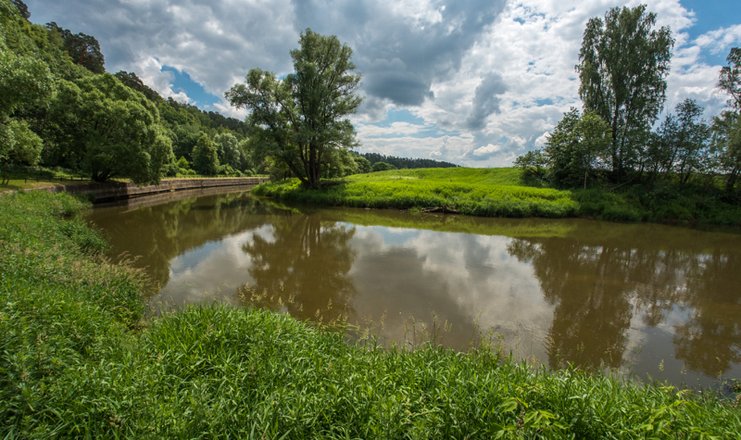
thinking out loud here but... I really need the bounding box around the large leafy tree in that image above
[671,99,710,184]
[0,49,52,179]
[544,109,611,188]
[47,74,173,183]
[577,5,673,180]
[192,133,219,176]
[226,29,361,188]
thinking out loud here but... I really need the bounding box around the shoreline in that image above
[22,176,269,203]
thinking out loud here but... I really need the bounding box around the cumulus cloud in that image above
[133,56,191,103]
[291,0,507,106]
[467,144,501,160]
[466,73,507,130]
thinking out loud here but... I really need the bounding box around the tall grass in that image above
[1,192,739,437]
[256,168,578,218]
[255,168,741,227]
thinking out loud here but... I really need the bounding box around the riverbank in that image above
[254,168,741,228]
[2,176,268,203]
[1,192,739,437]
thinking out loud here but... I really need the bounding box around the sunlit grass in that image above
[255,168,741,227]
[1,192,739,437]
[256,168,578,218]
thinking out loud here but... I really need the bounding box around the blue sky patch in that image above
[680,0,739,65]
[162,65,220,107]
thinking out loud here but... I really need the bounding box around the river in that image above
[87,189,741,391]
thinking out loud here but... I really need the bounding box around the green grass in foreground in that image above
[1,192,740,438]
[255,168,741,227]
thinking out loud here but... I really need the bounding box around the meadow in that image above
[255,168,741,228]
[1,191,740,438]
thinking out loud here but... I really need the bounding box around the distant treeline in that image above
[360,153,458,169]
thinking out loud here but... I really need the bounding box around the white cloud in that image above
[694,24,741,55]
[471,144,500,157]
[133,56,191,103]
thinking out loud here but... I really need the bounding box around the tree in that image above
[10,0,29,19]
[371,161,396,172]
[543,109,611,188]
[577,5,673,179]
[672,99,710,184]
[719,48,741,109]
[0,119,42,183]
[0,50,52,179]
[0,50,53,116]
[46,22,105,74]
[192,133,219,176]
[644,114,677,180]
[226,29,361,188]
[713,48,741,192]
[514,149,548,183]
[712,111,741,192]
[213,132,243,170]
[47,75,173,183]
[114,71,162,102]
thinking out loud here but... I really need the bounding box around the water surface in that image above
[88,191,741,390]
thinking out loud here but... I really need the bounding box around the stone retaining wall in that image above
[41,177,269,203]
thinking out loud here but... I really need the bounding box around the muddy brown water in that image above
[87,190,741,390]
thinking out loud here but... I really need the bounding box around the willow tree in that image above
[577,5,673,180]
[226,29,361,188]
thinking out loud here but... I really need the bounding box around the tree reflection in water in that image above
[507,225,741,378]
[89,191,284,292]
[241,214,357,324]
[90,195,741,386]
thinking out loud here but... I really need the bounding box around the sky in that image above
[26,0,741,167]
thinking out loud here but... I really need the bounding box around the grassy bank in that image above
[254,168,741,227]
[1,192,740,438]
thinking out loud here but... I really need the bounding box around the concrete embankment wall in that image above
[40,177,269,203]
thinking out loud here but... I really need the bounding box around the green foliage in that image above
[114,70,162,102]
[543,109,611,188]
[714,48,741,192]
[1,192,740,438]
[10,0,28,19]
[719,47,741,109]
[361,152,458,169]
[227,29,361,188]
[256,168,579,218]
[712,111,741,192]
[213,131,242,169]
[46,74,174,183]
[46,22,105,74]
[656,99,710,184]
[191,133,219,175]
[371,161,397,172]
[0,119,42,182]
[256,167,741,227]
[0,49,53,115]
[577,5,673,178]
[0,48,52,179]
[514,149,548,184]
[173,155,195,176]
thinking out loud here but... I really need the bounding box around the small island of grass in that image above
[254,167,741,228]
